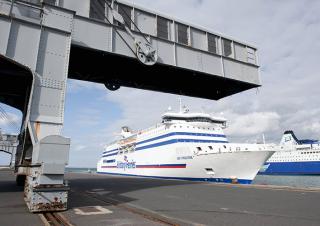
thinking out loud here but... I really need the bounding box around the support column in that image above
[22,4,74,212]
[0,0,75,212]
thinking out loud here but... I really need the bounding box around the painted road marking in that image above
[74,206,113,216]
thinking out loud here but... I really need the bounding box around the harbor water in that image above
[66,168,320,188]
[253,175,320,188]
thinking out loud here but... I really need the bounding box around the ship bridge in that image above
[0,0,261,212]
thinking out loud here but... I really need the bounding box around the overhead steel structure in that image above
[0,132,18,167]
[0,0,261,212]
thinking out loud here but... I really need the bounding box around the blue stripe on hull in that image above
[136,132,226,146]
[103,138,228,158]
[259,161,320,175]
[96,171,252,184]
[102,139,228,158]
[103,132,227,155]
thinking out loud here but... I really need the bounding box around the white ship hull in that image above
[97,111,274,184]
[97,137,273,184]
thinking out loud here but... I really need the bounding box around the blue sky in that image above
[1,0,320,167]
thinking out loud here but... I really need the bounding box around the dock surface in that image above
[1,169,320,226]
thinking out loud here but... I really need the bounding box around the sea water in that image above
[66,167,97,174]
[253,175,320,188]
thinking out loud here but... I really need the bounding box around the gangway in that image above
[0,0,261,212]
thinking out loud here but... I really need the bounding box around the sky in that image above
[1,0,320,167]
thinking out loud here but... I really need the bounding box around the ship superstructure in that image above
[260,131,320,175]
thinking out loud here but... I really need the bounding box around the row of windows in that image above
[172,125,219,131]
[301,151,320,154]
[103,159,116,164]
[196,146,245,153]
[273,150,320,157]
[89,1,257,65]
[270,159,318,162]
[118,145,135,155]
[164,117,226,124]
[38,1,256,65]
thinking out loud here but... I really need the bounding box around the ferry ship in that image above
[259,131,320,175]
[97,107,275,184]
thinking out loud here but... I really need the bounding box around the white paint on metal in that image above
[61,0,90,17]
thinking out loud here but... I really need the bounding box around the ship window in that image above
[104,159,116,164]
[197,147,202,151]
[117,3,132,28]
[236,147,241,151]
[90,0,106,21]
[222,38,233,58]
[176,23,189,45]
[208,34,218,54]
[157,16,170,40]
[43,0,57,5]
[209,146,213,150]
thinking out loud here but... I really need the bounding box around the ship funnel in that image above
[280,131,299,146]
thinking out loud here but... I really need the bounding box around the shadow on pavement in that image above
[66,173,198,209]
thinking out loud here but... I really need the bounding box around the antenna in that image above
[262,134,266,144]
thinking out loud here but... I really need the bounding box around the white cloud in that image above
[0,112,20,134]
[225,112,281,138]
[74,109,102,126]
[73,144,87,151]
[67,80,105,93]
[303,122,320,137]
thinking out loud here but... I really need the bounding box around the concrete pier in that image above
[1,169,320,226]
